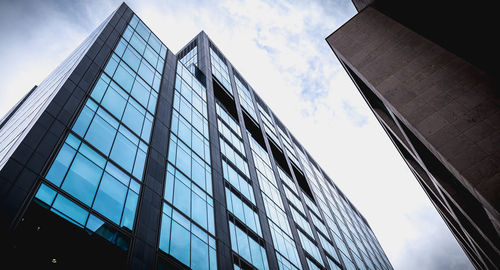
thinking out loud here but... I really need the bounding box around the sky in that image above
[0,0,474,269]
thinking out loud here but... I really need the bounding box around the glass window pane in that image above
[159,214,172,252]
[191,235,209,270]
[191,193,207,229]
[129,33,146,54]
[122,101,144,135]
[72,106,93,137]
[113,63,135,92]
[45,144,76,186]
[92,173,127,224]
[52,194,89,226]
[85,114,116,156]
[138,61,155,85]
[121,190,138,229]
[35,183,57,205]
[61,154,103,206]
[170,221,190,266]
[130,77,150,108]
[110,132,137,173]
[173,179,191,216]
[101,84,127,119]
[122,46,141,71]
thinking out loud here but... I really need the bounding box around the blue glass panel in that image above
[148,91,157,113]
[46,144,76,186]
[92,173,127,224]
[35,183,57,205]
[104,54,119,76]
[163,166,175,198]
[122,46,141,71]
[110,132,137,172]
[84,113,116,156]
[90,75,110,102]
[101,83,127,119]
[86,214,105,232]
[191,192,207,229]
[236,225,251,262]
[129,32,146,54]
[122,100,144,136]
[210,248,217,270]
[191,158,205,190]
[159,213,172,252]
[129,15,139,28]
[138,61,155,85]
[148,35,162,54]
[249,237,265,270]
[176,143,191,176]
[143,45,158,67]
[79,143,106,168]
[113,62,135,92]
[61,154,103,206]
[140,116,153,142]
[114,39,127,57]
[170,221,190,266]
[191,235,209,270]
[173,179,191,216]
[72,105,93,137]
[130,77,150,108]
[132,149,146,180]
[122,26,133,41]
[52,194,89,226]
[121,190,138,229]
[135,20,151,41]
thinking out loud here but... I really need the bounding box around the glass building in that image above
[0,3,392,269]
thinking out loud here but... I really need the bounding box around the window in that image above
[164,164,214,234]
[228,221,269,270]
[297,230,324,267]
[222,160,255,205]
[209,47,232,93]
[235,77,257,120]
[226,187,262,237]
[159,204,217,270]
[44,134,140,229]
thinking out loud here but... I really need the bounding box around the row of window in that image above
[235,77,258,121]
[210,47,233,93]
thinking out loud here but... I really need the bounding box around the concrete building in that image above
[326,1,499,269]
[0,3,392,269]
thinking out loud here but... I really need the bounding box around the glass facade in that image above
[1,4,392,270]
[35,14,166,251]
[158,52,217,269]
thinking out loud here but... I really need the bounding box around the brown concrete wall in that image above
[327,6,499,228]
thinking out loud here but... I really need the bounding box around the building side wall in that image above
[327,6,500,269]
[327,6,499,227]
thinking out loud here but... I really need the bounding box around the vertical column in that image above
[197,32,233,270]
[129,49,176,269]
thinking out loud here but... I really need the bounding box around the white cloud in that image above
[0,0,473,269]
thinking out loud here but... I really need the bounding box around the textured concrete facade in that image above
[327,5,499,270]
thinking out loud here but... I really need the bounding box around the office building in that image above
[0,3,392,269]
[326,0,499,269]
